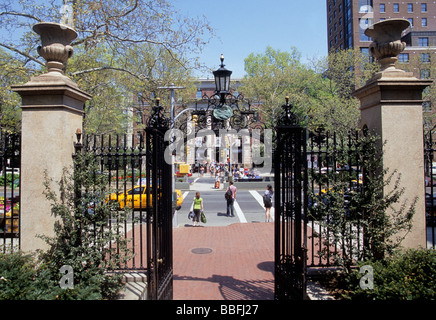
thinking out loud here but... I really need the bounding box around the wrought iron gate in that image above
[76,99,173,300]
[145,101,173,300]
[274,100,308,300]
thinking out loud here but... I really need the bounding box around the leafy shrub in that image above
[0,152,133,300]
[0,252,37,300]
[0,251,106,300]
[342,248,436,300]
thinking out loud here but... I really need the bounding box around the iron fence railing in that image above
[0,132,20,253]
[306,130,366,267]
[76,133,151,271]
[424,125,436,249]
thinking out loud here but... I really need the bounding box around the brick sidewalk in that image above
[173,222,275,300]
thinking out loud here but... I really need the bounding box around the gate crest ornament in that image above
[278,96,300,127]
[147,98,170,129]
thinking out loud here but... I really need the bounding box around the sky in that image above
[174,0,328,79]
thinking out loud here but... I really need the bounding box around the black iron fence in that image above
[75,124,174,298]
[76,132,152,271]
[0,132,20,252]
[305,130,366,268]
[424,125,436,249]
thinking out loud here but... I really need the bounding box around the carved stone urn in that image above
[365,18,410,72]
[33,22,77,74]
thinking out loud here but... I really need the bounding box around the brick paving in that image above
[173,222,275,300]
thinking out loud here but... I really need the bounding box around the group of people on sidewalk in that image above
[189,181,274,226]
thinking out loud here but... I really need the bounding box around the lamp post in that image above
[156,83,185,228]
[213,54,232,104]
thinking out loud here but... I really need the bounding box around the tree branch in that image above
[69,66,150,81]
[0,43,45,67]
[0,11,42,22]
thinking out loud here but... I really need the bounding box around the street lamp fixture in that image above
[213,54,232,103]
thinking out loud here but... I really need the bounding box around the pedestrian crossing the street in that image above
[175,189,273,227]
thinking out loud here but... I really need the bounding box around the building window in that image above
[380,4,385,13]
[420,69,430,79]
[399,53,409,63]
[393,3,399,12]
[360,47,370,56]
[422,3,427,13]
[419,37,429,47]
[359,22,371,41]
[359,0,372,13]
[422,18,427,27]
[408,18,413,27]
[420,53,430,63]
[408,3,413,13]
[136,112,143,125]
[196,90,202,99]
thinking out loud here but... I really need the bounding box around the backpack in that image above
[225,187,232,200]
[263,193,272,207]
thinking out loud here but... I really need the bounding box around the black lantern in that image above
[213,54,232,98]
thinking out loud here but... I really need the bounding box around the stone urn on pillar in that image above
[33,22,77,75]
[11,23,91,253]
[353,18,433,251]
[365,18,410,76]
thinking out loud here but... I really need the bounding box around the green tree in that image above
[240,46,373,132]
[0,49,29,133]
[0,0,213,134]
[240,46,305,128]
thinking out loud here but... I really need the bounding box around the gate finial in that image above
[278,96,300,127]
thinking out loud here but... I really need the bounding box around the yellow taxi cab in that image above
[0,200,19,234]
[108,186,184,210]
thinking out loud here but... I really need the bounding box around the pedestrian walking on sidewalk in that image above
[263,184,273,222]
[192,192,204,226]
[225,181,237,217]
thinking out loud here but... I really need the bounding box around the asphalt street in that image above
[174,176,273,227]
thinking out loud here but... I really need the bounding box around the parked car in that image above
[108,186,183,210]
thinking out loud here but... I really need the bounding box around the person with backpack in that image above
[263,184,273,222]
[225,180,237,217]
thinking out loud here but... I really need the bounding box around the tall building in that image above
[327,0,436,72]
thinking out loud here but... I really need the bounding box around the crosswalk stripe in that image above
[182,191,192,210]
[249,190,274,220]
[233,200,247,223]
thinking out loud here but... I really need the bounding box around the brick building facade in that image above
[327,0,436,78]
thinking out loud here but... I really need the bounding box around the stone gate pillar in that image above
[12,22,91,253]
[353,19,433,249]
